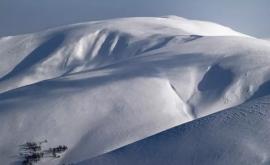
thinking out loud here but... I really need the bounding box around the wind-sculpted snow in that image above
[0,17,250,94]
[0,16,270,164]
[83,95,270,165]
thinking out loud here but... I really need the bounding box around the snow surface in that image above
[0,16,270,165]
[84,95,270,165]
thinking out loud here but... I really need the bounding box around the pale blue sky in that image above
[0,0,269,37]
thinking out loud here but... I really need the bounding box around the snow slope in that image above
[0,16,250,94]
[0,16,270,164]
[84,95,270,165]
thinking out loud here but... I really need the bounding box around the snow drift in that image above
[0,16,270,165]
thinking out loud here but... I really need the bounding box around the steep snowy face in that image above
[0,16,270,165]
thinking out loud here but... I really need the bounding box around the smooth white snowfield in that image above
[84,95,270,165]
[0,16,270,164]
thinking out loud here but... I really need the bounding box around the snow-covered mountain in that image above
[0,16,270,165]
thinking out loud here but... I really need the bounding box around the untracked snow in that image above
[84,95,270,165]
[0,16,270,165]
